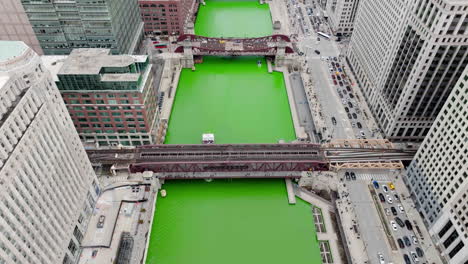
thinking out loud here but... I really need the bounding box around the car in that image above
[331,117,337,125]
[410,251,419,263]
[342,89,347,95]
[97,215,105,228]
[390,221,398,231]
[345,107,350,112]
[382,185,389,192]
[386,194,393,204]
[351,122,356,128]
[357,122,362,128]
[385,208,391,216]
[403,254,411,264]
[350,172,356,180]
[333,80,337,85]
[416,247,424,257]
[339,81,343,86]
[342,99,347,104]
[299,51,304,56]
[336,75,342,80]
[377,253,385,264]
[336,63,340,67]
[395,217,405,227]
[403,236,411,247]
[378,193,385,202]
[398,204,405,213]
[331,75,336,79]
[394,194,400,201]
[348,113,352,119]
[333,57,338,61]
[348,101,353,108]
[373,181,380,189]
[388,182,395,190]
[317,37,320,41]
[331,62,336,67]
[339,92,343,98]
[391,206,397,216]
[397,238,405,249]
[314,50,321,55]
[405,220,413,230]
[345,171,350,179]
[349,93,354,98]
[411,235,419,244]
[338,67,343,72]
[352,113,357,119]
[92,250,98,258]
[360,130,365,137]
[346,86,351,92]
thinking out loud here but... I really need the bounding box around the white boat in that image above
[160,189,167,197]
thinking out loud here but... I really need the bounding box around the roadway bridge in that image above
[174,34,295,56]
[86,141,416,174]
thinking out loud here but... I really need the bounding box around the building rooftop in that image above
[0,41,28,62]
[57,49,147,76]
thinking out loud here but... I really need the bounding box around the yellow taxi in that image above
[388,182,395,190]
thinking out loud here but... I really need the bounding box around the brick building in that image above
[42,49,160,147]
[139,0,198,36]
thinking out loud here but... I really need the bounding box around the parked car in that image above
[360,131,365,137]
[386,194,393,204]
[391,206,397,216]
[383,185,389,192]
[349,93,354,98]
[92,250,98,258]
[342,89,347,95]
[397,238,405,249]
[345,107,350,112]
[398,204,405,213]
[333,80,337,85]
[97,215,105,228]
[378,193,385,202]
[346,86,351,92]
[339,81,343,86]
[352,113,357,119]
[377,253,385,264]
[350,172,356,180]
[314,50,321,55]
[385,208,390,216]
[403,254,411,264]
[331,62,336,67]
[395,217,405,227]
[394,194,400,201]
[339,92,343,98]
[345,171,350,180]
[405,220,413,230]
[333,57,338,62]
[410,251,419,263]
[331,75,336,79]
[336,63,340,67]
[411,235,419,244]
[348,101,353,108]
[403,236,411,247]
[347,113,352,119]
[416,247,424,257]
[388,182,395,190]
[357,122,362,128]
[331,117,337,125]
[390,221,398,231]
[373,181,380,189]
[336,75,341,80]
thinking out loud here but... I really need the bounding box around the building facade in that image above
[406,66,468,264]
[42,49,160,147]
[346,0,468,141]
[0,41,99,264]
[0,0,43,55]
[325,0,360,36]
[20,0,144,55]
[139,0,198,36]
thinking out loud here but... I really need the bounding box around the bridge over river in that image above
[87,140,416,175]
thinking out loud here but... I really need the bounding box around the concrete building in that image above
[406,66,468,264]
[0,0,42,55]
[20,0,144,55]
[0,41,99,264]
[138,0,198,36]
[42,49,161,147]
[325,0,360,36]
[346,0,468,141]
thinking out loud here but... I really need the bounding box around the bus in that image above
[317,32,331,39]
[154,44,167,49]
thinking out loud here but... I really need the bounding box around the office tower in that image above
[138,0,198,36]
[346,0,468,141]
[0,41,99,264]
[21,0,144,55]
[325,0,360,36]
[406,66,468,264]
[42,48,160,147]
[0,0,43,55]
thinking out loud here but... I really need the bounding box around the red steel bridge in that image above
[173,34,295,56]
[87,142,416,175]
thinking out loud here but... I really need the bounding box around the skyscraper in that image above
[42,48,161,147]
[0,0,43,54]
[21,0,144,55]
[406,66,467,263]
[325,0,360,36]
[346,0,468,141]
[0,41,99,263]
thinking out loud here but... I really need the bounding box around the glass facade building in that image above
[21,0,144,55]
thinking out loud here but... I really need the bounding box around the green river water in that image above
[147,0,323,263]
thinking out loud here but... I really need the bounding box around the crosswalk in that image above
[355,173,390,181]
